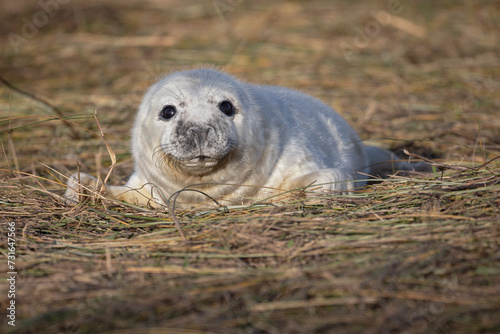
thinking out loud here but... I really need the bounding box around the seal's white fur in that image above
[64,69,428,208]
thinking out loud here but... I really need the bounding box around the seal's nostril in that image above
[205,126,216,141]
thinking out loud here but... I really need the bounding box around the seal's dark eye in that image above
[159,105,177,120]
[219,100,235,117]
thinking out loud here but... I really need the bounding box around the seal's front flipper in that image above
[63,172,161,208]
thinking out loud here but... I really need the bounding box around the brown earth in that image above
[1,0,499,333]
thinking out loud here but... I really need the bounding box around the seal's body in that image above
[65,69,427,208]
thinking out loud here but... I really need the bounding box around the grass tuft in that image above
[1,0,499,332]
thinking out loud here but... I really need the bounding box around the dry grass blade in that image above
[93,110,117,190]
[250,296,380,312]
[1,1,499,333]
[0,74,80,139]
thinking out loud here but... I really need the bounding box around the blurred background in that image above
[1,1,499,333]
[1,0,499,181]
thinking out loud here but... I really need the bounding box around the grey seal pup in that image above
[64,69,429,208]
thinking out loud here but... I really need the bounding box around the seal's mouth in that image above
[158,144,236,176]
[180,156,219,168]
[175,155,222,176]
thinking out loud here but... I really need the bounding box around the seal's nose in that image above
[187,126,216,150]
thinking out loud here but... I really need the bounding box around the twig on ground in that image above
[403,149,469,171]
[0,74,80,139]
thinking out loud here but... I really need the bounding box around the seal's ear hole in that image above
[218,100,235,117]
[159,105,177,120]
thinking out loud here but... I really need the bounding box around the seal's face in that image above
[158,98,238,175]
[136,70,247,177]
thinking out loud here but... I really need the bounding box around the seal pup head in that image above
[132,69,259,178]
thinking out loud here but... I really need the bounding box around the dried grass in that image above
[1,0,499,333]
